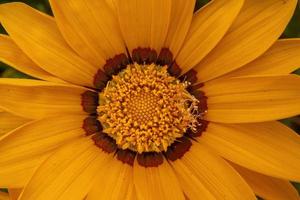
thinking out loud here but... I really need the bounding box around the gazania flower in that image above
[0,0,300,199]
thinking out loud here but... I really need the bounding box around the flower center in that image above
[98,63,199,153]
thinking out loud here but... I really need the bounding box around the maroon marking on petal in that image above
[180,69,198,85]
[93,69,109,91]
[198,97,208,113]
[157,48,173,66]
[83,116,102,136]
[92,132,117,153]
[188,83,204,92]
[137,152,164,167]
[94,54,129,90]
[186,120,209,137]
[168,62,182,77]
[189,89,206,101]
[165,137,192,161]
[132,47,158,64]
[81,91,99,114]
[117,149,136,166]
[103,54,129,77]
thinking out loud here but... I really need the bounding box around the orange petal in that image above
[0,111,29,136]
[232,163,300,200]
[19,138,109,200]
[193,0,297,82]
[172,142,256,200]
[50,0,125,65]
[0,34,64,83]
[8,189,22,200]
[116,0,171,54]
[0,191,9,200]
[0,78,89,119]
[0,115,86,187]
[86,159,133,200]
[223,39,300,78]
[0,3,98,87]
[203,75,300,123]
[176,0,244,74]
[201,122,300,181]
[134,158,184,200]
[163,0,195,57]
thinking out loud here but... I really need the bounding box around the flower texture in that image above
[0,0,300,199]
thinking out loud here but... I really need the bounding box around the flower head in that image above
[0,0,300,199]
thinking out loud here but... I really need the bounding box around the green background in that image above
[0,0,299,199]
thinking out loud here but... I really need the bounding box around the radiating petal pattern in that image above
[202,122,300,181]
[50,0,125,66]
[0,115,86,187]
[0,3,98,87]
[163,0,195,57]
[193,0,297,82]
[86,159,133,200]
[116,0,171,54]
[203,75,300,123]
[176,0,244,74]
[232,164,300,200]
[172,142,256,200]
[19,138,109,200]
[0,111,29,136]
[0,79,89,119]
[134,158,184,200]
[0,35,63,83]
[224,39,300,77]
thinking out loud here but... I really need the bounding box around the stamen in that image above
[98,63,202,153]
[180,69,198,85]
[186,119,209,137]
[93,54,129,90]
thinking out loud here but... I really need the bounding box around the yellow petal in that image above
[86,159,133,200]
[176,0,244,74]
[0,155,47,188]
[0,115,86,187]
[173,142,255,200]
[8,189,22,200]
[193,0,297,82]
[0,78,88,119]
[0,111,29,136]
[171,159,215,200]
[0,191,9,200]
[203,75,300,123]
[19,138,109,200]
[116,0,171,54]
[201,122,300,181]
[134,158,184,200]
[0,35,64,83]
[0,3,98,87]
[163,0,195,57]
[232,163,300,200]
[223,39,300,78]
[105,0,116,12]
[49,0,125,66]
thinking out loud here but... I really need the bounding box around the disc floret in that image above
[98,63,199,153]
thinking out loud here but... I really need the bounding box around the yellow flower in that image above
[0,0,300,199]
